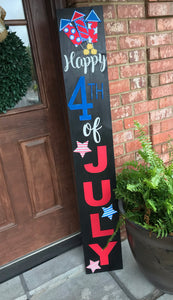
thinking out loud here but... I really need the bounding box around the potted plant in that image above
[113,121,173,294]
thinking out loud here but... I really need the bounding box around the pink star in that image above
[73,141,92,158]
[86,260,101,273]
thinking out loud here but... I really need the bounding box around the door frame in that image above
[0,0,82,283]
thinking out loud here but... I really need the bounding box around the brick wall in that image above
[67,0,173,172]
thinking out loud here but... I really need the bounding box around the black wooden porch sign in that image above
[57,6,122,273]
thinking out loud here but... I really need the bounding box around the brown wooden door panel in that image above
[0,110,48,143]
[20,135,62,216]
[0,0,79,266]
[0,208,78,264]
[0,130,79,266]
[0,155,15,231]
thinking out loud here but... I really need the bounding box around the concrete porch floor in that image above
[0,240,172,300]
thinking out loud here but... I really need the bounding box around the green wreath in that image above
[0,29,32,113]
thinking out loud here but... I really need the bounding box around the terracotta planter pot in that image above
[119,199,173,294]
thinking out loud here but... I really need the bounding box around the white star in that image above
[88,23,92,29]
[88,36,92,43]
[94,27,98,35]
[86,260,101,273]
[73,141,92,158]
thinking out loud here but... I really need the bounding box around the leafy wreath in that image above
[0,28,32,113]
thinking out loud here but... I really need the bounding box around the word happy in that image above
[64,51,107,74]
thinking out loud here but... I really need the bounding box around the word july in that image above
[64,51,107,74]
[83,145,117,266]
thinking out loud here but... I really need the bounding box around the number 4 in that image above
[68,76,93,121]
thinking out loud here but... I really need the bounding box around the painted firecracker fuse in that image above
[57,6,122,274]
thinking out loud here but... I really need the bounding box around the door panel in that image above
[20,136,62,216]
[0,156,15,231]
[0,0,79,266]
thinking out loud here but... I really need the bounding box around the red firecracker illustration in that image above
[71,11,89,42]
[59,18,82,47]
[59,10,101,55]
[84,10,101,55]
[86,10,101,44]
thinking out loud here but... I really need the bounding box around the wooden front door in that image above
[0,0,79,267]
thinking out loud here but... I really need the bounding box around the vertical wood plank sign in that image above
[57,6,122,273]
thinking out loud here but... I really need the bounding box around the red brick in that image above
[115,166,123,174]
[148,48,159,60]
[149,58,173,74]
[158,18,173,31]
[107,52,128,66]
[115,153,135,168]
[124,114,149,129]
[122,89,146,105]
[106,37,117,51]
[160,45,173,58]
[152,130,173,145]
[130,20,156,33]
[109,79,130,95]
[103,5,116,19]
[116,167,123,175]
[119,35,145,50]
[120,63,146,78]
[159,96,173,108]
[148,3,173,17]
[147,33,172,47]
[160,153,170,164]
[154,145,162,155]
[150,107,173,122]
[110,95,120,108]
[135,125,149,139]
[149,74,159,87]
[111,106,132,120]
[104,21,127,36]
[108,67,119,81]
[151,123,161,135]
[131,77,147,90]
[112,120,123,132]
[114,145,124,157]
[161,118,173,132]
[125,140,141,153]
[129,50,145,63]
[160,71,173,85]
[150,84,173,99]
[162,144,168,154]
[134,100,158,114]
[114,130,133,144]
[117,4,144,18]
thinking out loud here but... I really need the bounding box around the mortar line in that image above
[109,271,137,300]
[140,289,164,300]
[19,274,31,300]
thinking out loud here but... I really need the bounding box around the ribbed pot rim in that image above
[118,198,173,240]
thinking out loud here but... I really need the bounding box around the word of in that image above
[83,117,102,143]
